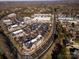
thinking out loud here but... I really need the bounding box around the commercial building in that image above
[0,13,53,58]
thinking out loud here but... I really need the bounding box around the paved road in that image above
[41,41,56,59]
[41,15,56,59]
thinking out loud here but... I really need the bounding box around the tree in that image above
[71,23,75,28]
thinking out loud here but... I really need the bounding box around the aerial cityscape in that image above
[0,0,79,59]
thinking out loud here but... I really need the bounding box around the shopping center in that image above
[0,13,54,59]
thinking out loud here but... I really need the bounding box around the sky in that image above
[0,0,68,1]
[0,0,78,2]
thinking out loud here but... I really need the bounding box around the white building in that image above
[23,17,32,24]
[19,21,26,28]
[8,24,20,32]
[7,13,16,18]
[32,14,52,23]
[12,29,25,38]
[58,16,78,24]
[32,14,51,17]
[31,34,42,43]
[58,17,73,20]
[3,19,12,25]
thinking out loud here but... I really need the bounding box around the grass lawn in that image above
[57,46,69,59]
